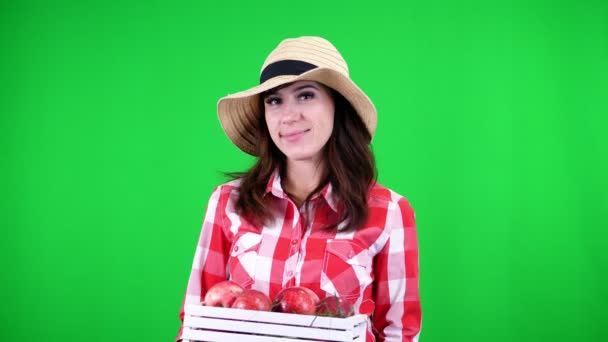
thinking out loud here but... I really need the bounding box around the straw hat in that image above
[217,36,377,156]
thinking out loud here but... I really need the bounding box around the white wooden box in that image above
[182,304,368,342]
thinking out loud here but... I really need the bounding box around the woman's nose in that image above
[280,101,301,123]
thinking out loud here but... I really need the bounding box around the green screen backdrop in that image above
[2,0,607,341]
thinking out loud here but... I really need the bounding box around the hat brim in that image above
[217,68,377,156]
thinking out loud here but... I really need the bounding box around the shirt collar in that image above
[264,169,339,213]
[265,169,288,200]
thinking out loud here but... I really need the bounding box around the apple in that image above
[272,286,320,315]
[203,280,244,307]
[231,289,272,311]
[315,295,354,318]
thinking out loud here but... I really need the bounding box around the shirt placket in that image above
[282,204,310,286]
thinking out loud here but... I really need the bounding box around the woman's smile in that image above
[280,129,311,142]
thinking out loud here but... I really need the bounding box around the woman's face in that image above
[264,81,335,163]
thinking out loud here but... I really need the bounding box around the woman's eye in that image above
[265,97,281,105]
[298,92,314,101]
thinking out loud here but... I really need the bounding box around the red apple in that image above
[315,295,354,318]
[231,289,272,311]
[203,280,244,307]
[272,286,320,315]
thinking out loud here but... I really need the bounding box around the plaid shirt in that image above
[177,171,421,341]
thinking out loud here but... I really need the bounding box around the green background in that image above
[2,0,607,341]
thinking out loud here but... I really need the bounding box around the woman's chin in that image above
[283,150,321,163]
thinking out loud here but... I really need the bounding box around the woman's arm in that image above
[175,186,232,341]
[372,197,422,341]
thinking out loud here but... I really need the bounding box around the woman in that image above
[177,36,421,341]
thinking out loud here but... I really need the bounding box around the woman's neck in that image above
[283,159,326,208]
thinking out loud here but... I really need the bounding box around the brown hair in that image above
[227,85,377,231]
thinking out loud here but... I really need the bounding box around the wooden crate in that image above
[182,304,368,342]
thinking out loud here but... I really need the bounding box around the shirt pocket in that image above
[227,232,262,288]
[321,239,373,302]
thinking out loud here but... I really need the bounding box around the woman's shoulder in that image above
[207,178,242,201]
[367,182,415,212]
[216,178,242,191]
[362,183,417,236]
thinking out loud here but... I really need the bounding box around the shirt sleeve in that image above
[175,186,232,341]
[372,197,422,341]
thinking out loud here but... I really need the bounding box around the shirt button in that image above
[291,240,298,246]
[233,246,239,252]
[287,271,293,277]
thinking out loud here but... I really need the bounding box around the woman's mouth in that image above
[280,129,311,142]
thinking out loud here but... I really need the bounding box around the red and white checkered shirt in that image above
[177,171,422,341]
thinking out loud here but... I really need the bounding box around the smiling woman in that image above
[264,81,334,162]
[263,81,335,163]
[262,81,336,206]
[176,36,422,342]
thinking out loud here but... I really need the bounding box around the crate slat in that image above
[185,305,365,329]
[182,304,368,342]
[183,329,310,341]
[184,315,357,341]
